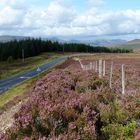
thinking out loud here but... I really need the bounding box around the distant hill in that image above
[127,39,140,44]
[44,36,128,46]
[0,35,139,50]
[47,37,127,46]
[90,39,127,46]
[117,39,140,49]
[0,35,27,42]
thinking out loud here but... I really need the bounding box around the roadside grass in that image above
[0,53,63,80]
[0,78,32,108]
[0,59,66,108]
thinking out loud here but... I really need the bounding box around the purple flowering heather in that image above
[1,60,139,140]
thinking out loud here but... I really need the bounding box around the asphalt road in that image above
[0,57,67,94]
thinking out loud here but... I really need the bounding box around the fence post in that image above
[95,61,98,72]
[109,62,113,89]
[83,65,85,71]
[92,62,95,70]
[79,60,83,70]
[90,62,92,70]
[122,64,125,95]
[99,60,102,78]
[103,60,106,76]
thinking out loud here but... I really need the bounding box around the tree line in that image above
[0,38,133,61]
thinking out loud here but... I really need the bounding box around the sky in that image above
[1,0,140,40]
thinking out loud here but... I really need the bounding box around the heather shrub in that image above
[122,94,140,119]
[98,93,138,139]
[76,81,89,93]
[101,120,137,140]
[97,88,116,105]
[0,67,139,140]
[99,100,128,125]
[1,69,99,140]
[75,76,107,94]
[88,78,108,91]
[2,92,98,140]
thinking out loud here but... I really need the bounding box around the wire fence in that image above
[79,59,140,95]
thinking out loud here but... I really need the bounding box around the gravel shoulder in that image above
[0,102,22,132]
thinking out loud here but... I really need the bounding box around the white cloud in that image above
[0,0,27,9]
[87,0,105,6]
[0,6,25,27]
[0,0,140,37]
[21,0,77,35]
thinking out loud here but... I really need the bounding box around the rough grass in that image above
[0,53,63,80]
[0,78,32,108]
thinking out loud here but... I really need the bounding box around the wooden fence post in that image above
[79,60,83,70]
[83,65,85,71]
[122,64,125,95]
[95,61,98,72]
[90,62,92,70]
[99,60,102,78]
[103,60,106,76]
[92,62,95,70]
[109,62,113,89]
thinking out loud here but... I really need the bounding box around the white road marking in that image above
[37,67,41,72]
[20,76,30,79]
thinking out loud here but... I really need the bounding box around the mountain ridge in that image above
[0,35,139,49]
[0,35,28,42]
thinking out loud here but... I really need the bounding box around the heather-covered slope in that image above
[0,62,139,140]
